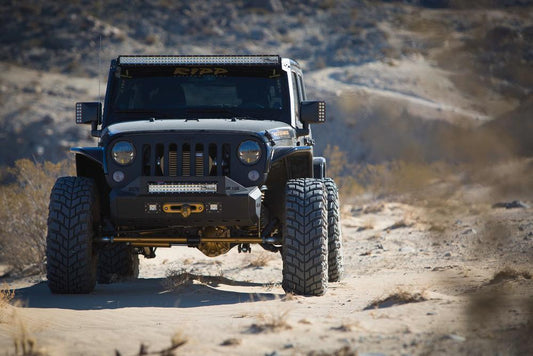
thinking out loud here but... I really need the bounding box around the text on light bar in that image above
[118,55,280,66]
[148,183,217,194]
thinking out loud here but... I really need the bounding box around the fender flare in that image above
[71,147,106,174]
[313,156,327,179]
[271,146,313,179]
[271,146,312,163]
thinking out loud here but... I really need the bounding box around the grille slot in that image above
[142,142,228,177]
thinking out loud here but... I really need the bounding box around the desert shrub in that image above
[246,252,275,268]
[0,283,15,323]
[0,159,73,274]
[324,144,447,197]
[249,308,292,333]
[324,145,365,196]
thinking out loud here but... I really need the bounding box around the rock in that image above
[350,207,363,215]
[485,26,520,51]
[265,351,280,356]
[41,114,55,125]
[419,0,450,8]
[244,0,284,13]
[492,201,529,209]
[220,338,241,346]
[23,85,42,94]
[399,246,416,253]
[461,228,477,235]
[443,252,452,257]
[444,334,466,342]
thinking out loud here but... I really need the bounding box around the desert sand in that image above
[1,191,531,355]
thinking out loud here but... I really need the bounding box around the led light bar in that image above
[148,183,217,194]
[118,55,281,66]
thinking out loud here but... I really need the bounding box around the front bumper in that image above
[109,176,261,227]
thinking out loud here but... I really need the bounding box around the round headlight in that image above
[111,141,135,165]
[238,140,261,165]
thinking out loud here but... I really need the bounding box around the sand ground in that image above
[1,193,531,356]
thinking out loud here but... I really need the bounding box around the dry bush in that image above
[246,252,275,268]
[364,288,428,310]
[307,346,358,356]
[249,308,292,333]
[1,288,48,356]
[384,220,413,231]
[282,292,298,301]
[163,269,197,290]
[358,218,375,231]
[115,331,187,356]
[489,267,532,285]
[331,320,360,332]
[0,283,15,322]
[163,269,240,290]
[0,159,73,274]
[325,144,447,197]
[10,313,48,356]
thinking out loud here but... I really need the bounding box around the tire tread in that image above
[323,178,344,282]
[46,176,98,294]
[282,178,328,296]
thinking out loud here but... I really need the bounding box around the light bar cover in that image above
[118,55,280,66]
[148,183,217,194]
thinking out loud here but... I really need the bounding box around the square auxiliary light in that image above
[318,101,326,122]
[118,55,281,66]
[148,183,217,194]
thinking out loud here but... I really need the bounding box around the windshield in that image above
[106,65,290,126]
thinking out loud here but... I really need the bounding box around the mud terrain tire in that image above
[323,178,344,282]
[282,178,328,296]
[97,245,139,284]
[46,177,99,294]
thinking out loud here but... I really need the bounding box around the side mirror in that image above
[76,102,102,125]
[300,101,326,124]
[76,102,102,137]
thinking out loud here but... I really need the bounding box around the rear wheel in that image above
[323,178,344,282]
[97,244,139,284]
[282,178,328,296]
[46,177,99,294]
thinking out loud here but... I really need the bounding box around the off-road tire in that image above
[323,178,344,282]
[282,178,328,296]
[97,244,139,284]
[46,177,99,294]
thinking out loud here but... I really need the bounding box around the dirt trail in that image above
[1,198,531,355]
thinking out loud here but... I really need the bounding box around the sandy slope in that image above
[1,196,531,356]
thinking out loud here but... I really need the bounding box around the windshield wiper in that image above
[185,108,245,118]
[114,109,177,120]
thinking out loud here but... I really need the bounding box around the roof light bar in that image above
[148,183,218,194]
[118,55,281,66]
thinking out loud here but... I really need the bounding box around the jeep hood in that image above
[104,119,293,136]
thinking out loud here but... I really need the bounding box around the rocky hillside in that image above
[0,0,532,167]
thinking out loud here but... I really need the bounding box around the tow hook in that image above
[162,203,204,218]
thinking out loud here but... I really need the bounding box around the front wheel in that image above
[46,177,99,294]
[282,178,328,296]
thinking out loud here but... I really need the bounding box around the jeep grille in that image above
[141,142,230,177]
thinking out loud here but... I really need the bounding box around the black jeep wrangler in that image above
[46,55,343,296]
